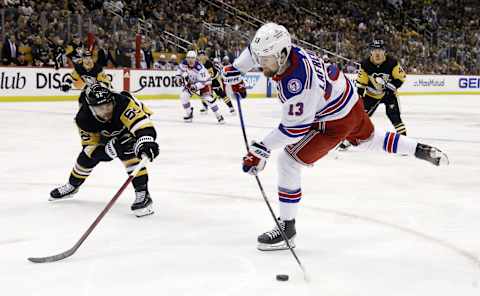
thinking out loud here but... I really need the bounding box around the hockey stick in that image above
[233,92,310,282]
[182,77,203,97]
[28,157,149,263]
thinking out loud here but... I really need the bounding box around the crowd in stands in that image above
[0,0,478,74]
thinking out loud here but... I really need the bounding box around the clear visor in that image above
[256,55,278,68]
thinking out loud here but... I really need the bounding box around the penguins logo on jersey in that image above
[371,73,390,90]
[82,76,97,86]
[287,79,302,94]
[100,127,126,138]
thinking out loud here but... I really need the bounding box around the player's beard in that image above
[262,68,277,77]
[100,112,113,121]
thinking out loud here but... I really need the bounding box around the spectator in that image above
[141,39,154,69]
[2,35,19,65]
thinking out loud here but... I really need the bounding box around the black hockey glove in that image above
[61,78,73,92]
[105,136,136,160]
[134,136,159,161]
[61,82,72,92]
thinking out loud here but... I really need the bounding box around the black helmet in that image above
[86,84,113,106]
[369,39,385,50]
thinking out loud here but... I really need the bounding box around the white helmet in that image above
[186,50,197,59]
[250,23,292,67]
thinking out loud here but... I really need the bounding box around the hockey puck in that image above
[276,274,289,281]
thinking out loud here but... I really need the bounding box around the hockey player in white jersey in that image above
[223,23,449,251]
[175,50,224,123]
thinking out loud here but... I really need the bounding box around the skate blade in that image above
[133,206,154,218]
[439,153,450,166]
[48,194,76,202]
[183,118,193,123]
[257,238,296,251]
[199,110,208,115]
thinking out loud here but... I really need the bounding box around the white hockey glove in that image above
[242,141,270,175]
[222,65,246,98]
[222,65,242,85]
[375,76,397,92]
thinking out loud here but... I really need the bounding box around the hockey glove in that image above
[242,141,270,175]
[105,138,119,159]
[174,75,184,87]
[188,83,198,92]
[232,81,247,99]
[105,136,136,160]
[375,76,397,93]
[134,136,159,161]
[60,78,72,92]
[222,65,242,85]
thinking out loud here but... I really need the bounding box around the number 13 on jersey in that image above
[288,102,304,116]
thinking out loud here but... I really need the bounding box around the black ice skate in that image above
[257,218,296,251]
[216,114,225,124]
[199,107,208,115]
[49,183,79,201]
[131,190,154,217]
[200,101,209,115]
[229,108,236,116]
[415,143,449,166]
[183,107,194,122]
[337,140,352,151]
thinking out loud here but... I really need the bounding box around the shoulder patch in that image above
[287,78,302,94]
[277,48,311,102]
[195,62,203,71]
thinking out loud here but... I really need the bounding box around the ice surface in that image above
[0,95,479,295]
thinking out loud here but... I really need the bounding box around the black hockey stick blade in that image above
[28,157,149,264]
[28,247,76,263]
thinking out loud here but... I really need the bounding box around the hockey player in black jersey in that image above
[65,33,84,65]
[357,40,408,135]
[61,51,112,105]
[198,51,236,115]
[50,84,159,217]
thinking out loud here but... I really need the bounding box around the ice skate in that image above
[199,103,208,115]
[216,114,225,124]
[415,143,449,166]
[49,183,79,201]
[337,140,352,151]
[131,190,154,217]
[257,218,296,251]
[183,107,194,122]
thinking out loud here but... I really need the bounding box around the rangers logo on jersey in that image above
[287,79,302,94]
